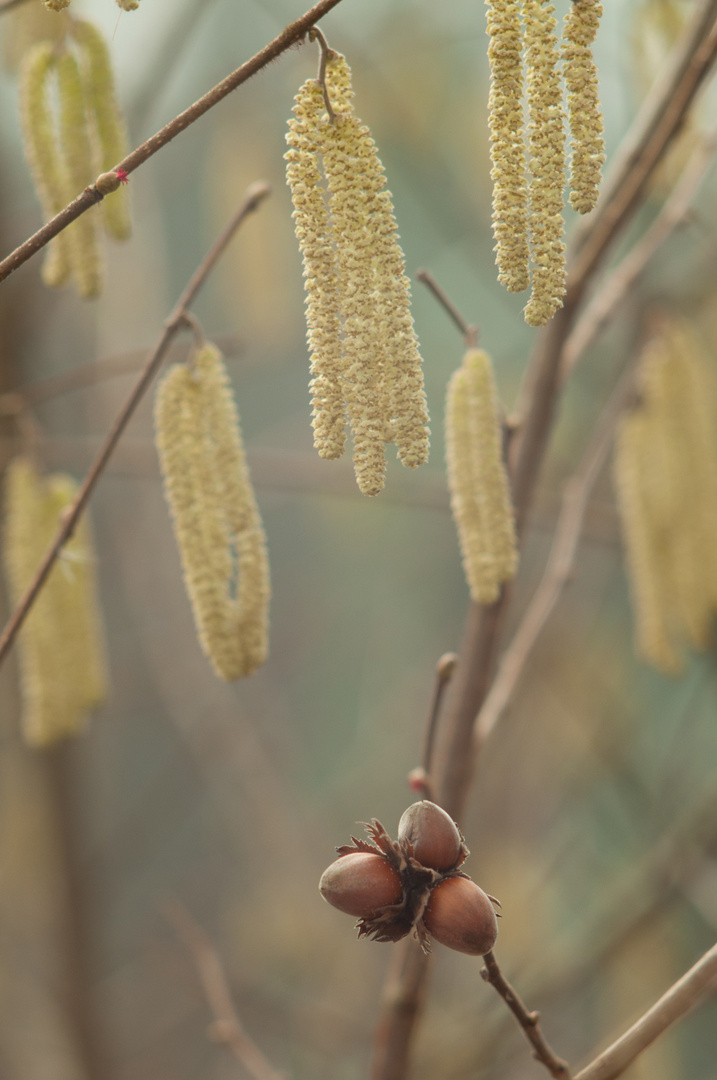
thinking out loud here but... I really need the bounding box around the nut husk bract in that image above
[423,876,498,955]
[319,852,403,918]
[397,800,464,871]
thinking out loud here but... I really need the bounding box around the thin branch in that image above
[0,0,346,284]
[0,335,241,412]
[372,5,717,1077]
[415,269,479,348]
[570,0,717,289]
[574,943,717,1080]
[0,0,31,13]
[0,181,270,669]
[162,899,285,1080]
[473,364,639,752]
[480,951,571,1079]
[309,25,336,122]
[409,652,458,799]
[562,129,717,380]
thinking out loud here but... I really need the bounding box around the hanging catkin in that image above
[72,18,131,240]
[523,0,567,326]
[613,318,717,672]
[57,48,102,298]
[563,0,605,214]
[445,349,518,603]
[2,457,108,747]
[154,343,270,680]
[486,0,530,293]
[285,77,346,462]
[285,51,430,496]
[613,412,683,673]
[484,0,605,323]
[17,20,131,298]
[19,42,73,288]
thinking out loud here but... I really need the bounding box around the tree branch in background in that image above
[371,1,717,1075]
[562,128,717,380]
[0,0,346,284]
[481,951,571,1079]
[162,899,285,1080]
[0,181,270,669]
[473,364,640,754]
[0,335,242,415]
[574,943,717,1080]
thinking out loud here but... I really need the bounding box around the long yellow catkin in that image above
[18,42,72,289]
[285,78,346,461]
[57,48,102,298]
[445,349,518,603]
[562,0,605,214]
[523,0,567,327]
[640,321,717,649]
[154,343,270,680]
[285,52,430,497]
[613,413,683,674]
[72,18,131,240]
[2,457,108,747]
[486,0,530,293]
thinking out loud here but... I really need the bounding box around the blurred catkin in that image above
[614,318,717,671]
[445,349,518,603]
[154,343,270,680]
[57,49,102,298]
[19,42,73,288]
[72,18,131,239]
[2,457,107,747]
[486,0,530,292]
[17,20,130,298]
[285,52,429,496]
[563,0,605,213]
[523,0,567,326]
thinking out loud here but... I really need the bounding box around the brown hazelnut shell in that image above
[319,852,403,918]
[397,800,465,871]
[423,876,498,955]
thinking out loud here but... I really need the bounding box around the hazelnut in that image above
[319,852,403,918]
[397,800,463,871]
[423,876,498,955]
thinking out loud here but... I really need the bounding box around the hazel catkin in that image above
[154,343,270,681]
[2,457,108,747]
[445,348,518,604]
[285,52,429,496]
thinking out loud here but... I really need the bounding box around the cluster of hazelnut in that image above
[319,801,500,956]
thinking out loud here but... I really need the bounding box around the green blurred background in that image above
[1,0,717,1078]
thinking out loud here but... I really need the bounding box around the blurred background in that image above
[1,0,717,1078]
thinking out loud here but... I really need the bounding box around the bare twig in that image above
[473,364,639,752]
[309,25,336,122]
[481,951,571,1079]
[562,129,717,379]
[372,4,717,1076]
[0,0,31,13]
[415,269,479,348]
[574,943,717,1080]
[409,652,459,799]
[570,0,717,289]
[0,181,270,669]
[0,0,345,284]
[0,335,241,413]
[162,899,285,1080]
